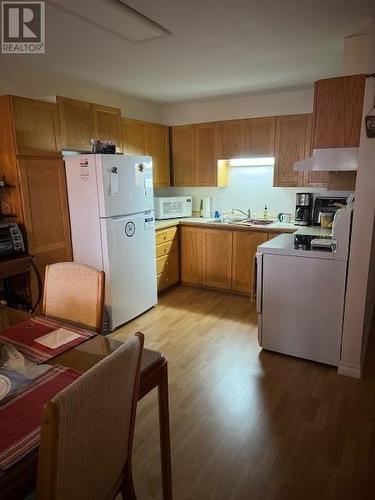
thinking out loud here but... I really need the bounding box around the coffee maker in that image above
[295,193,313,226]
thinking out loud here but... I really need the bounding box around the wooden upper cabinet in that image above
[145,123,170,187]
[313,74,366,149]
[12,97,61,156]
[218,119,246,159]
[232,231,267,294]
[273,114,311,187]
[245,117,276,156]
[195,122,221,186]
[57,96,92,152]
[170,125,195,186]
[122,118,146,155]
[91,103,123,153]
[202,229,232,290]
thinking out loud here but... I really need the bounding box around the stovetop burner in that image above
[293,234,334,252]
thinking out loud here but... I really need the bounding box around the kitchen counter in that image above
[155,217,332,237]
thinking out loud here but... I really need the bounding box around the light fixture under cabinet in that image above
[229,157,275,167]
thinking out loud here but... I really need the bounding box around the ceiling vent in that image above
[48,0,171,43]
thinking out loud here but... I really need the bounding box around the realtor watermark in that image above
[1,1,45,54]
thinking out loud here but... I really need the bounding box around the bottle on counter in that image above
[263,204,268,219]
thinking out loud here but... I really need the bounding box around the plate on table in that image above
[0,374,11,401]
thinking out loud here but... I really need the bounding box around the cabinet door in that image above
[194,122,219,186]
[203,229,232,289]
[180,226,203,284]
[122,118,146,155]
[57,96,92,152]
[171,125,195,186]
[300,114,328,187]
[18,157,72,285]
[232,231,267,294]
[145,123,170,187]
[91,104,123,153]
[218,119,246,159]
[12,97,61,155]
[313,75,366,148]
[273,114,310,187]
[245,117,276,155]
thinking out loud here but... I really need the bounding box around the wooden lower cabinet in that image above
[180,226,203,285]
[155,226,179,292]
[202,229,232,289]
[232,231,267,294]
[181,226,272,294]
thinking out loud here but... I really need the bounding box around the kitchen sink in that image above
[207,218,274,226]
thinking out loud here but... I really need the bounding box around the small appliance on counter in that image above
[0,223,25,258]
[312,196,348,226]
[154,196,192,220]
[294,193,313,226]
[200,197,211,218]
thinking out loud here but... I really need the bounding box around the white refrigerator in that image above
[64,154,157,331]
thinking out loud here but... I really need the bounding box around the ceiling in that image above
[1,0,374,103]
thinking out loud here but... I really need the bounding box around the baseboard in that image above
[337,364,362,379]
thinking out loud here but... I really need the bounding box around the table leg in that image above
[158,362,173,500]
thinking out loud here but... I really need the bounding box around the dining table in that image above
[0,306,173,500]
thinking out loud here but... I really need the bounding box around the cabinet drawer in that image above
[157,268,179,292]
[156,226,178,245]
[156,239,178,258]
[156,252,179,275]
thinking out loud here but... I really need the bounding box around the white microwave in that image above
[154,196,192,220]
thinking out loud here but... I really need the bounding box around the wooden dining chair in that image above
[42,262,105,333]
[37,332,144,500]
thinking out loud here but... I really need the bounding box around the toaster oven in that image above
[0,223,26,258]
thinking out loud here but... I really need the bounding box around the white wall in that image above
[155,166,349,217]
[339,78,375,378]
[0,65,163,122]
[162,87,314,125]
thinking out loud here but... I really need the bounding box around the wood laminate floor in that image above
[112,285,375,500]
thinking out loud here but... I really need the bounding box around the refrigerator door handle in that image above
[256,252,263,314]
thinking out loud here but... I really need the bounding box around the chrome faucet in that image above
[232,208,251,219]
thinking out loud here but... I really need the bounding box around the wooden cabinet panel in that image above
[181,226,203,285]
[303,170,329,187]
[122,118,146,155]
[17,157,72,280]
[91,104,123,153]
[194,122,219,186]
[218,120,246,159]
[156,239,178,258]
[155,226,178,245]
[328,171,356,191]
[156,252,179,275]
[12,97,61,156]
[313,75,366,149]
[145,123,170,187]
[203,229,232,290]
[171,125,195,186]
[273,114,310,187]
[232,231,267,294]
[157,268,179,292]
[245,117,276,156]
[57,96,92,152]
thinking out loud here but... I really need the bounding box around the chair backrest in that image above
[42,262,105,332]
[37,332,144,500]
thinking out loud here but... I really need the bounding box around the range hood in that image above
[294,147,359,172]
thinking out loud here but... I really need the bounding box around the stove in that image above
[293,234,334,252]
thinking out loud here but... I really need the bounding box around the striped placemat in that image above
[0,316,96,364]
[0,365,81,470]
